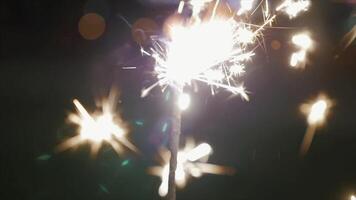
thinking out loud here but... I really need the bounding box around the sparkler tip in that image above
[301,94,332,126]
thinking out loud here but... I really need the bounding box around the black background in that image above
[1,0,356,199]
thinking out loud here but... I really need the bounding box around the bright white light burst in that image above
[142,1,280,101]
[290,33,313,68]
[303,96,331,126]
[58,96,137,156]
[148,139,234,197]
[178,93,191,110]
[300,94,332,155]
[238,0,255,15]
[276,0,311,18]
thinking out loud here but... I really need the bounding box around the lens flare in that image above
[148,139,234,197]
[58,93,137,156]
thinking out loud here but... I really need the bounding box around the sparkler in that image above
[140,0,311,199]
[148,139,235,197]
[300,94,332,156]
[58,92,137,156]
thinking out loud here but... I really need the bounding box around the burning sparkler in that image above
[148,139,235,197]
[300,94,332,156]
[58,92,137,156]
[140,0,311,199]
[276,0,311,18]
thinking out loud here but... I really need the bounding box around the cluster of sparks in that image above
[57,0,341,198]
[276,0,310,18]
[148,139,234,197]
[141,0,313,108]
[58,93,137,156]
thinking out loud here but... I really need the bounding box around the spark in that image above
[276,0,311,18]
[263,0,271,21]
[237,0,255,15]
[143,3,278,100]
[58,94,137,156]
[178,93,191,110]
[339,25,356,51]
[148,139,234,197]
[290,33,313,68]
[300,95,332,156]
[177,1,185,14]
[189,0,213,17]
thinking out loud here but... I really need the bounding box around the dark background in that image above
[1,0,355,199]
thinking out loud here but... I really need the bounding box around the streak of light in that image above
[237,0,255,15]
[300,95,332,156]
[177,1,185,14]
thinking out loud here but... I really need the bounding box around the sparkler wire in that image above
[167,88,182,200]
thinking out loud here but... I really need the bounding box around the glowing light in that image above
[300,95,332,155]
[142,6,277,100]
[148,139,234,197]
[58,94,137,156]
[301,95,332,126]
[351,195,356,200]
[292,33,312,50]
[290,33,313,68]
[186,143,212,161]
[276,0,311,18]
[290,51,306,67]
[178,93,191,110]
[236,27,254,44]
[308,100,328,125]
[189,0,213,17]
[237,0,255,15]
[177,1,185,14]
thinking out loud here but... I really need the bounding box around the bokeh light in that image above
[271,40,281,50]
[78,13,106,40]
